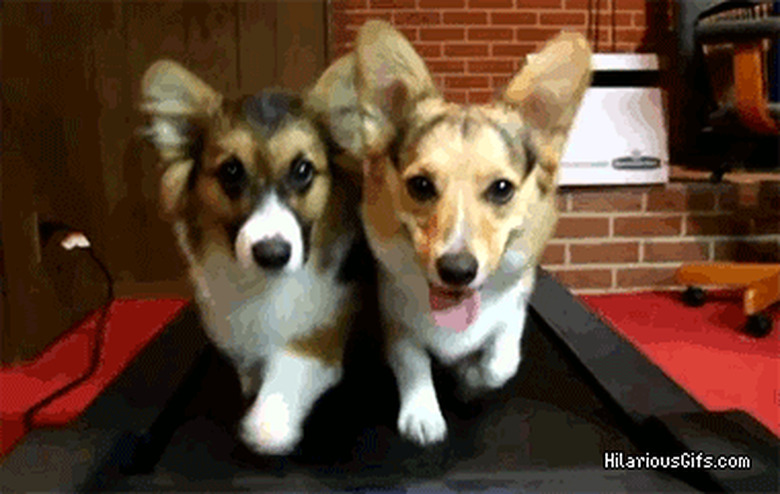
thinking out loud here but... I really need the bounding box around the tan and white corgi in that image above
[311,21,592,446]
[140,61,367,455]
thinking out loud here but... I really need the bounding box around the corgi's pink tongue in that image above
[429,286,481,332]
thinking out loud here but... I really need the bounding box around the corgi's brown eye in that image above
[288,156,315,192]
[406,175,437,202]
[217,157,247,199]
[485,179,515,205]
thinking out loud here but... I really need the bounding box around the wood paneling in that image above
[2,0,328,363]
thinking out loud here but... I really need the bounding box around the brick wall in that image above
[327,1,780,295]
[330,0,671,104]
[546,182,780,293]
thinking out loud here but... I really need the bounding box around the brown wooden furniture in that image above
[2,1,328,363]
[676,1,779,337]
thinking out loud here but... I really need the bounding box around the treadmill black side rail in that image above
[529,269,779,493]
[0,306,210,494]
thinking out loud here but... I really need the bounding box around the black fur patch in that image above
[337,234,376,285]
[186,130,205,191]
[243,90,304,135]
[391,113,449,170]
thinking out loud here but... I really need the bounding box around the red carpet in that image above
[0,298,188,457]
[581,291,779,438]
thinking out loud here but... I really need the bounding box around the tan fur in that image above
[142,63,338,262]
[313,22,592,281]
[142,59,370,456]
[311,21,592,447]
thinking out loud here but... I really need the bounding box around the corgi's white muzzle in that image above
[236,193,304,273]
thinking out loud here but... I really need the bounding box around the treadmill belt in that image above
[107,310,693,492]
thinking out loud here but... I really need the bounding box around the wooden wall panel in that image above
[1,0,328,363]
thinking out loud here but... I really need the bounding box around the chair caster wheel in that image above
[745,313,772,338]
[683,286,706,307]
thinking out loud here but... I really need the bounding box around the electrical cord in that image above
[22,223,114,433]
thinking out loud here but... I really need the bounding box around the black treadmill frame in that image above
[1,271,777,493]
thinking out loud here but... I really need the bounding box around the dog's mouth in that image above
[428,283,481,333]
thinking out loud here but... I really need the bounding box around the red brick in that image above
[633,12,647,27]
[492,43,536,57]
[489,12,537,25]
[419,0,465,7]
[468,60,514,73]
[554,216,610,238]
[445,75,490,89]
[616,267,678,288]
[398,27,418,41]
[646,184,716,212]
[516,0,562,7]
[540,243,566,265]
[717,183,758,211]
[332,12,392,28]
[369,0,415,8]
[468,27,514,41]
[615,28,647,43]
[615,0,646,10]
[564,0,588,8]
[442,12,488,24]
[421,27,465,41]
[644,241,710,263]
[332,0,368,9]
[428,60,465,73]
[614,216,683,237]
[615,42,641,52]
[469,0,513,7]
[333,27,357,44]
[550,268,612,289]
[570,190,643,212]
[597,12,633,27]
[759,183,780,211]
[444,90,468,103]
[413,43,443,58]
[556,192,569,212]
[516,27,561,41]
[570,242,639,264]
[492,74,514,87]
[752,215,780,235]
[714,241,780,263]
[685,215,751,236]
[540,12,586,25]
[468,90,495,104]
[394,11,441,25]
[444,43,489,57]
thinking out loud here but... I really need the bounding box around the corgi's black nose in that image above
[252,239,291,269]
[437,252,478,286]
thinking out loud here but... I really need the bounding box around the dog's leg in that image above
[459,307,526,397]
[389,333,447,446]
[239,350,342,455]
[237,367,260,400]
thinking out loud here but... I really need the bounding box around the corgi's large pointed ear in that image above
[502,31,591,142]
[355,20,439,156]
[307,52,365,162]
[140,60,222,161]
[501,32,591,191]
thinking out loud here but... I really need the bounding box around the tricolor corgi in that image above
[311,21,592,446]
[140,61,366,455]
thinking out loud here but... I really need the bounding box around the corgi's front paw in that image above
[459,349,520,396]
[239,393,301,456]
[398,399,447,446]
